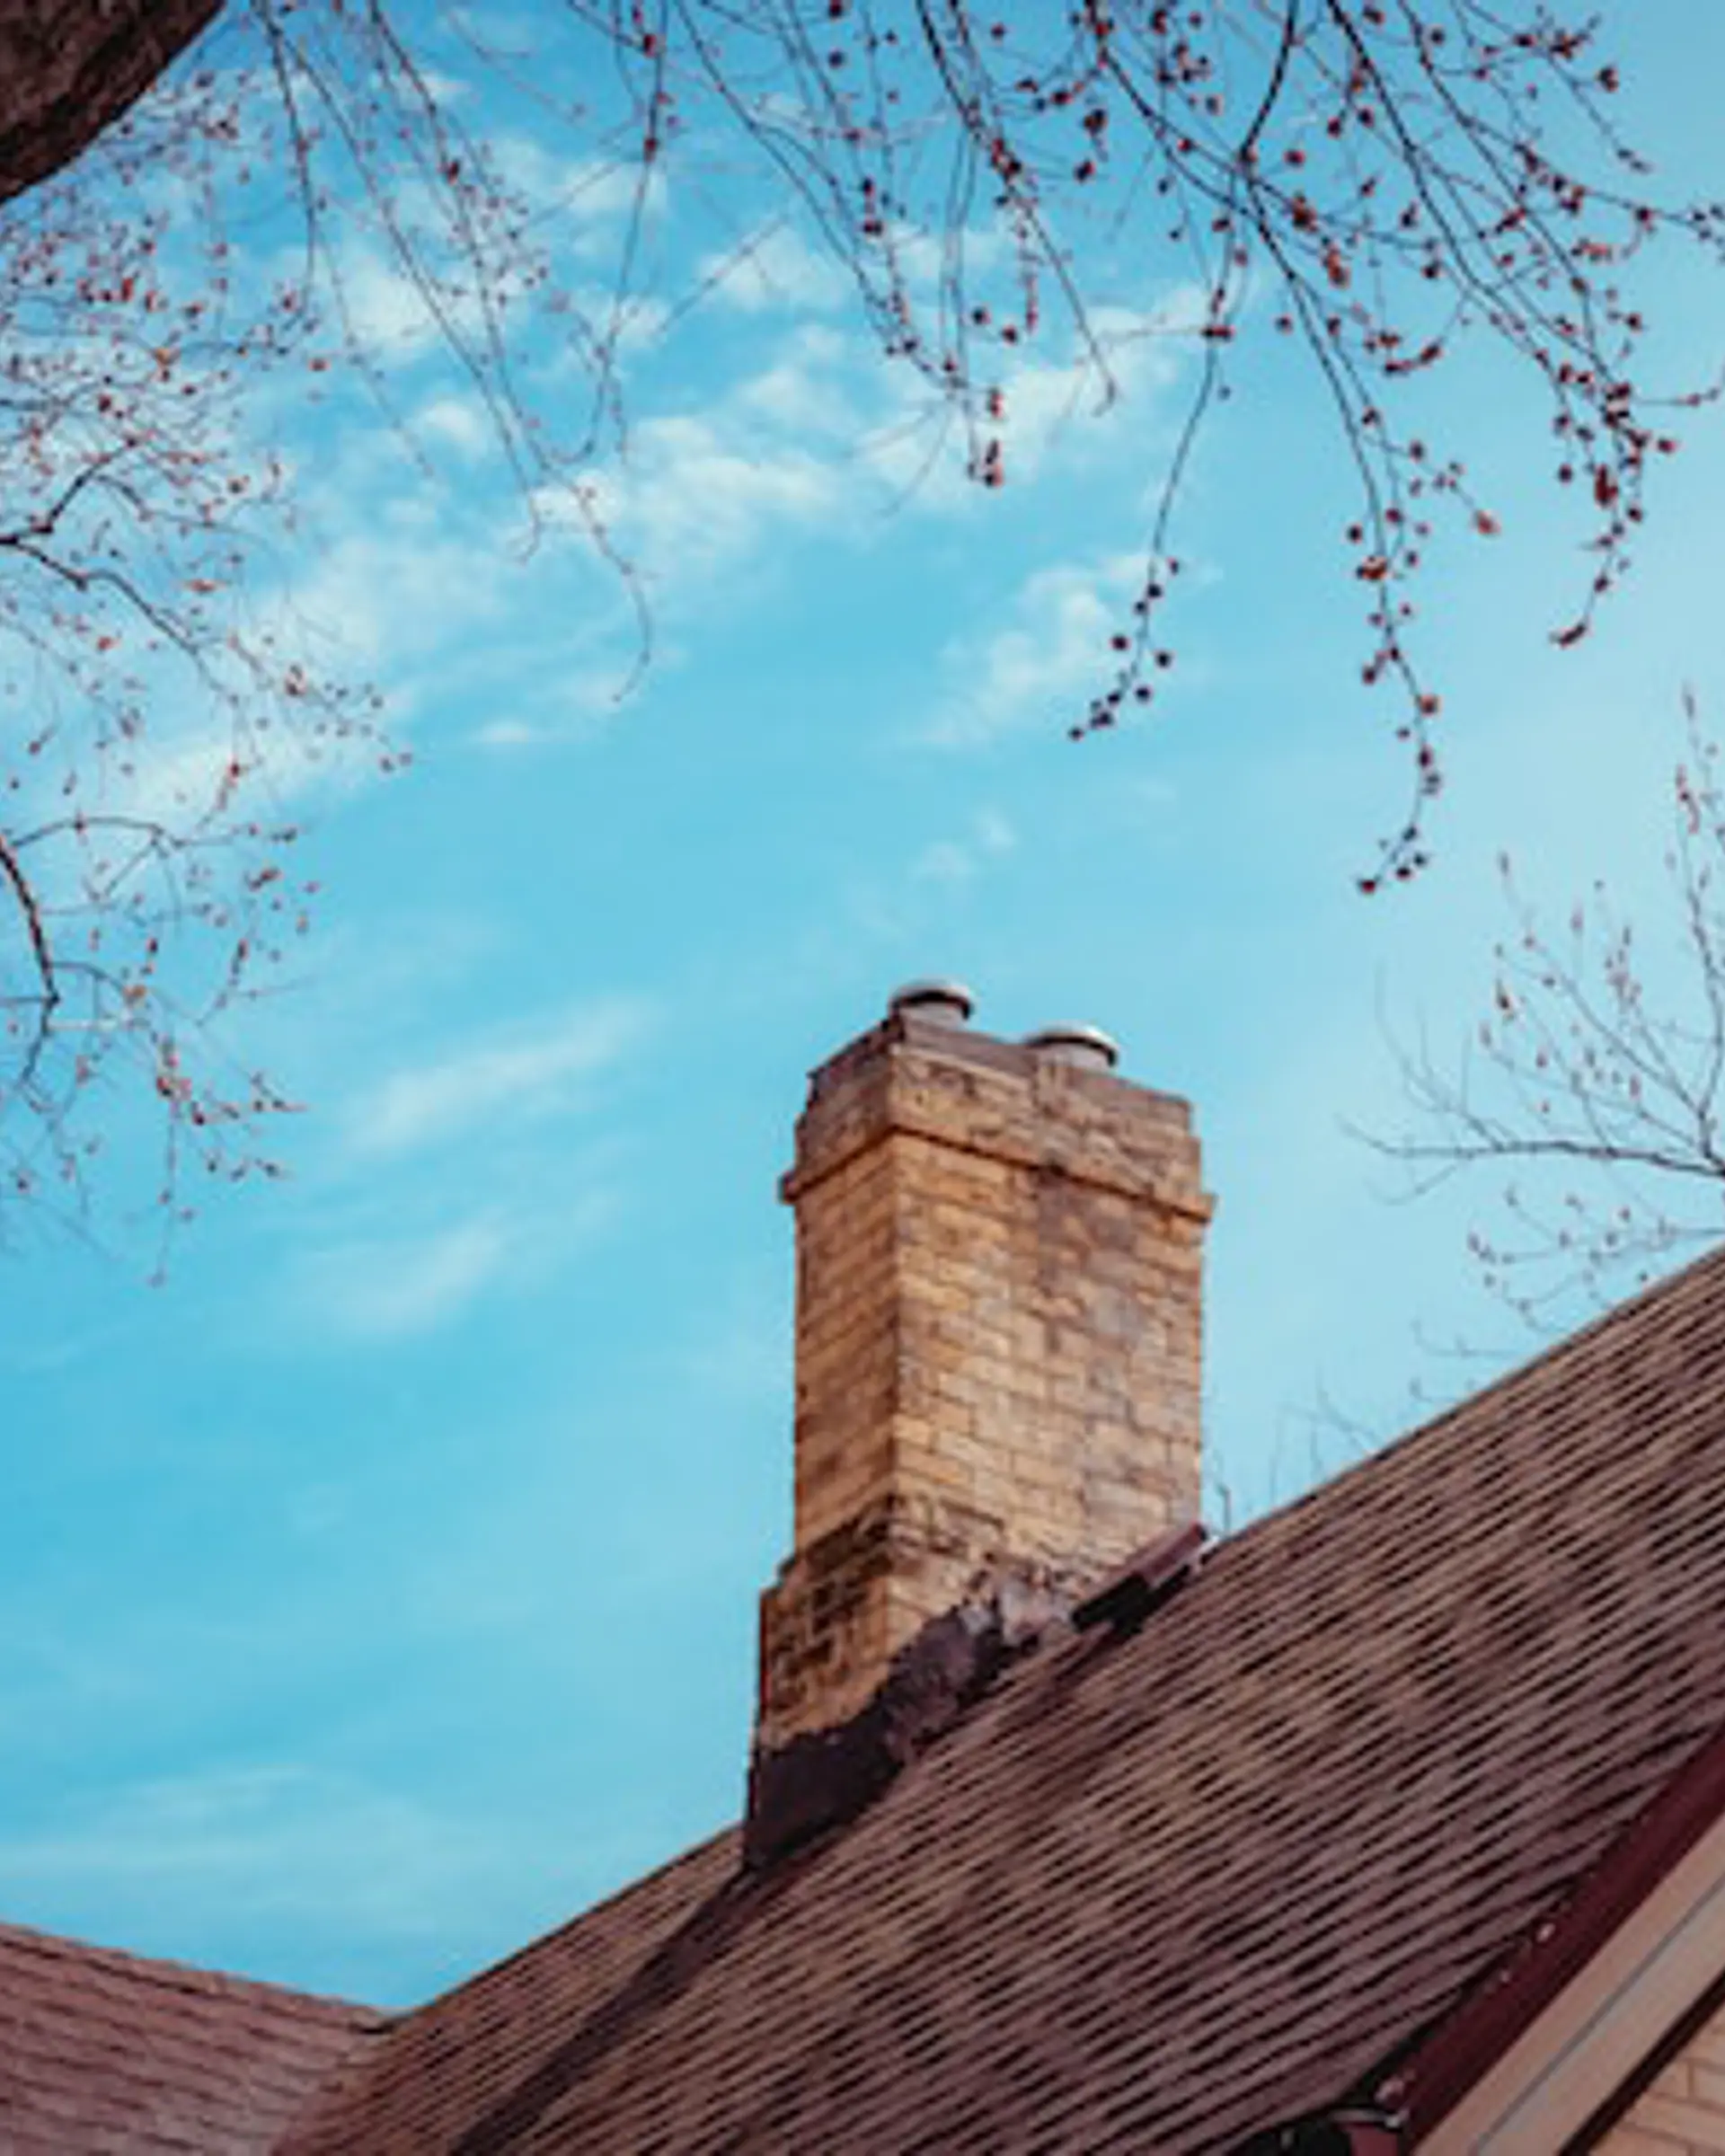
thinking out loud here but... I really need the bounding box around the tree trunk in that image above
[0,0,224,203]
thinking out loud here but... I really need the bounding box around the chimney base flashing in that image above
[744,1577,1064,1873]
[756,1490,1096,1750]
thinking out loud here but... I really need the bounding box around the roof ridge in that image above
[0,1914,385,2025]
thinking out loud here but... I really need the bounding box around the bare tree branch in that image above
[1372,694,1725,1324]
[4,0,1724,1248]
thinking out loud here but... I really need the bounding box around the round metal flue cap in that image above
[1023,1022,1120,1073]
[889,978,975,1027]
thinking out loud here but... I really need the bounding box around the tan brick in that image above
[1598,2125,1695,2153]
[1604,1996,1725,2155]
[1621,2094,1725,2151]
[758,1003,1211,1745]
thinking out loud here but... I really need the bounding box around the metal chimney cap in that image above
[1023,1022,1119,1072]
[889,978,975,1027]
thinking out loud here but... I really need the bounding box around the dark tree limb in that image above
[0,0,224,203]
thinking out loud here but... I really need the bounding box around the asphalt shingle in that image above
[274,1241,1725,2152]
[0,1918,380,2152]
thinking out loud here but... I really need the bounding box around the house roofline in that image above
[1374,1710,1725,2143]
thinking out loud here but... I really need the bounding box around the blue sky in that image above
[4,5,1725,2008]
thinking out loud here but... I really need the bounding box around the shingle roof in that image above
[0,1917,381,2152]
[277,1241,1725,2153]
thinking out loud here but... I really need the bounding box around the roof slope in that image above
[284,1828,740,2154]
[292,1245,1725,2151]
[0,1918,381,2152]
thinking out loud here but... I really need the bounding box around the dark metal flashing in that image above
[748,1525,1210,1871]
[1374,1712,1725,2143]
[1234,2107,1403,2153]
[744,1596,1032,1872]
[1070,1520,1208,1634]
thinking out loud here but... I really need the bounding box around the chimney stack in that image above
[755,985,1212,1756]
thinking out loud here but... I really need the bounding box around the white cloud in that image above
[860,300,1189,508]
[467,659,632,749]
[697,223,849,314]
[103,727,252,826]
[0,1764,501,1944]
[269,429,641,750]
[471,717,539,749]
[251,261,1197,737]
[290,508,507,672]
[333,248,446,360]
[417,393,491,461]
[832,805,1021,944]
[492,143,669,251]
[296,1216,512,1339]
[558,407,845,584]
[534,287,1191,596]
[206,240,1199,781]
[924,553,1146,747]
[286,1177,616,1340]
[910,806,1017,886]
[911,840,979,888]
[734,326,855,434]
[346,996,651,1160]
[111,707,376,831]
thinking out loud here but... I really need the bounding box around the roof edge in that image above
[0,1915,383,2027]
[409,1823,741,2014]
[1232,1242,1725,1561]
[1375,1712,1725,2142]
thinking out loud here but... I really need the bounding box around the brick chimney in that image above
[755,983,1212,1756]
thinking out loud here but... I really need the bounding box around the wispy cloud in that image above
[0,1763,504,1948]
[111,704,381,831]
[923,553,1146,747]
[285,1179,616,1340]
[289,507,510,674]
[910,806,1017,887]
[346,996,652,1160]
[293,1216,512,1339]
[331,247,451,362]
[538,295,1190,597]
[586,410,845,578]
[416,392,492,461]
[492,142,669,253]
[831,804,1022,946]
[696,222,849,314]
[859,299,1189,509]
[229,259,1197,777]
